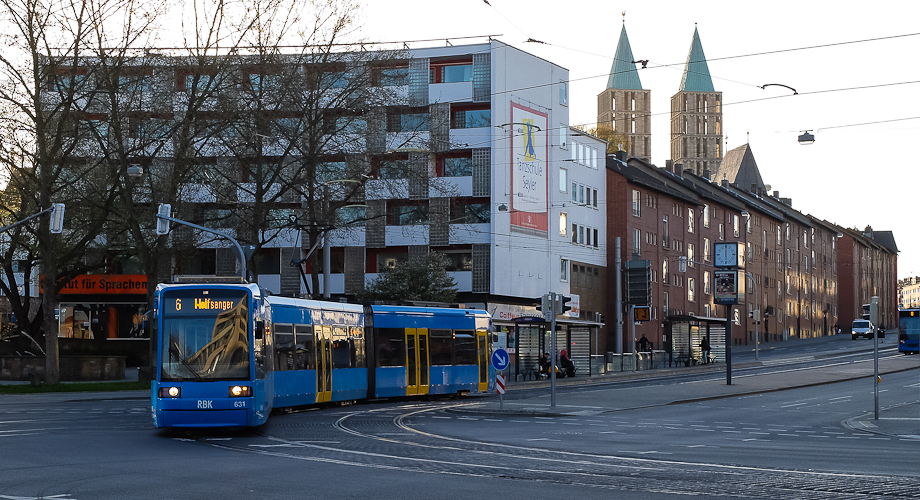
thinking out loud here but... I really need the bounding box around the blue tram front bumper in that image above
[152,381,262,428]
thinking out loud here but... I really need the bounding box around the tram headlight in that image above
[158,387,180,398]
[229,386,252,397]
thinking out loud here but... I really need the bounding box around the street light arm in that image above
[155,214,248,280]
[760,83,798,95]
[0,207,55,234]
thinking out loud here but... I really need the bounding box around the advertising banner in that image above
[509,102,548,235]
[714,270,738,305]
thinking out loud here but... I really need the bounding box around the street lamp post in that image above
[746,271,759,361]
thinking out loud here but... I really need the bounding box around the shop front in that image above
[57,274,149,366]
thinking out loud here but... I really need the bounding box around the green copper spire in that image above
[679,26,715,92]
[607,24,643,90]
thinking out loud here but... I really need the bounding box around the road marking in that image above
[780,402,809,408]
[527,438,559,441]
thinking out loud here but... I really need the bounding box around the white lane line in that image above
[780,402,809,408]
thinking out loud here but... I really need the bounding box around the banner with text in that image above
[509,102,548,235]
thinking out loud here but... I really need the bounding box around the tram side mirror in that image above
[255,320,264,340]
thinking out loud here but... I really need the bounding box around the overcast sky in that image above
[361,0,919,279]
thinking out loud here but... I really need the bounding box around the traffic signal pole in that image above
[550,292,557,407]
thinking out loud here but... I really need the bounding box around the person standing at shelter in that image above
[538,352,551,379]
[637,334,651,352]
[701,334,711,364]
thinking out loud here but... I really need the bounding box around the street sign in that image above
[491,348,510,371]
[495,374,505,394]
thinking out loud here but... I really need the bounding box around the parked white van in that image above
[851,319,874,340]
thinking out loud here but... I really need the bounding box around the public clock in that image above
[714,242,743,267]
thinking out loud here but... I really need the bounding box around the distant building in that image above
[899,277,920,308]
[597,22,651,162]
[669,27,723,177]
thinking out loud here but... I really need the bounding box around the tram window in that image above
[376,328,406,367]
[429,329,452,365]
[454,330,477,365]
[350,327,366,368]
[294,325,315,370]
[274,324,294,371]
[332,326,351,368]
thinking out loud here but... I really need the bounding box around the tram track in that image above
[186,403,920,499]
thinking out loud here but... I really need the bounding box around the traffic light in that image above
[625,259,651,306]
[559,295,572,314]
[155,204,171,235]
[536,294,552,321]
[49,203,65,234]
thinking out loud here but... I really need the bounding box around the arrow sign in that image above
[491,349,510,370]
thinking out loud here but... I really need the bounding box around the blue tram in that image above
[151,282,492,428]
[899,309,919,354]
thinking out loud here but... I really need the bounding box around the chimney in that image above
[674,163,683,174]
[666,160,673,173]
[721,179,730,188]
[751,184,757,194]
[772,190,779,198]
[615,150,627,162]
[703,169,711,180]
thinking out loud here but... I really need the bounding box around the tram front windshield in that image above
[160,288,251,381]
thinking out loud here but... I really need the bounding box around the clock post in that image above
[713,242,745,385]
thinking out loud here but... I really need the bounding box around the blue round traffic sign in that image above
[491,349,510,370]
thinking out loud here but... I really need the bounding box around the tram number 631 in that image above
[233,401,246,408]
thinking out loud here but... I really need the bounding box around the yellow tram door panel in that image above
[406,328,430,396]
[315,325,333,403]
[476,330,489,392]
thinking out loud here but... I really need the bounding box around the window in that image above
[719,223,725,240]
[704,271,711,295]
[440,251,473,272]
[559,213,567,237]
[703,238,711,261]
[373,65,408,86]
[662,216,669,247]
[585,226,591,246]
[387,111,429,132]
[703,204,710,227]
[593,229,599,248]
[579,184,585,204]
[430,62,473,83]
[560,258,569,281]
[663,259,669,284]
[559,168,567,191]
[578,225,585,245]
[450,200,489,224]
[378,158,408,179]
[389,202,429,225]
[442,156,473,177]
[687,243,695,268]
[572,223,577,244]
[688,278,696,302]
[688,208,695,233]
[633,228,641,255]
[632,190,641,216]
[593,189,598,208]
[559,125,567,150]
[559,80,568,106]
[733,215,740,237]
[452,107,490,129]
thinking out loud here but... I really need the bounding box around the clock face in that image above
[715,243,738,267]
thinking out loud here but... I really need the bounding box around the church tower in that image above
[670,26,723,176]
[597,22,651,162]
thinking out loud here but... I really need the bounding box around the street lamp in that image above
[798,130,815,145]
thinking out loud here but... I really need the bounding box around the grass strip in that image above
[0,381,148,394]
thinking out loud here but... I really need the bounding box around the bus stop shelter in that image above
[664,315,727,367]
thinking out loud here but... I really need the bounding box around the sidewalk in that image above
[474,342,920,439]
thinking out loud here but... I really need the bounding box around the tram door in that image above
[315,325,333,403]
[476,330,489,392]
[406,328,430,395]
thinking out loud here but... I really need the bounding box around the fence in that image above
[605,350,669,372]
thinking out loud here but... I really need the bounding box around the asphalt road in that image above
[1,334,918,499]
